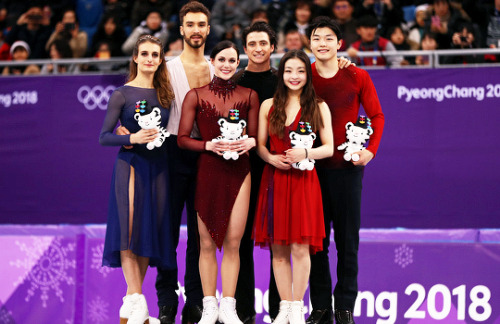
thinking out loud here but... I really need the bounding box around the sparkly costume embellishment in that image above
[209,76,236,102]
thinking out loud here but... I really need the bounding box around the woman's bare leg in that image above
[290,243,310,300]
[271,244,293,301]
[121,166,149,295]
[198,214,218,297]
[221,174,251,297]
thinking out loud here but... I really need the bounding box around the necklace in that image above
[209,76,236,102]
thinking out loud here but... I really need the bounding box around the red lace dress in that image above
[253,107,325,253]
[178,76,259,249]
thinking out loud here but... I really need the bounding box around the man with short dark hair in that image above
[234,21,354,324]
[232,21,278,324]
[306,16,385,324]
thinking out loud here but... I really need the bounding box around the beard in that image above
[184,34,207,49]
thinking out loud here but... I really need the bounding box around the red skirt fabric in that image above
[253,106,325,253]
[253,157,325,254]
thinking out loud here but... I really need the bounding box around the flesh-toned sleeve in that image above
[177,88,206,151]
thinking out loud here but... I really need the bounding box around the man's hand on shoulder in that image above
[338,56,355,69]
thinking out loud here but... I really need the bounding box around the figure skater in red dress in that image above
[253,49,334,324]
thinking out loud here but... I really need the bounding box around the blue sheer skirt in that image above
[102,148,175,269]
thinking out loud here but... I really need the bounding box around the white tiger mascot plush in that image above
[289,121,316,171]
[212,109,248,160]
[337,115,373,162]
[134,99,170,150]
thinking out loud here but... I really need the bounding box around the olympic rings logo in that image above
[77,85,116,110]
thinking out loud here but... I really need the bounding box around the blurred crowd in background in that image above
[0,0,499,74]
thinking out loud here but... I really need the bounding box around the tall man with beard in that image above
[158,2,214,323]
[117,2,214,323]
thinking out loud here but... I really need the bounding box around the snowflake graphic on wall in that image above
[88,296,109,323]
[9,236,76,308]
[394,244,413,268]
[90,243,116,277]
[0,305,15,324]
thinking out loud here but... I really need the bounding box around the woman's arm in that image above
[99,90,157,146]
[309,102,334,160]
[257,99,291,170]
[233,89,259,154]
[177,89,227,155]
[285,102,334,162]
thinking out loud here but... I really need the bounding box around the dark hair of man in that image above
[433,0,449,5]
[50,39,73,58]
[307,16,343,41]
[147,9,163,20]
[270,49,323,138]
[242,21,277,48]
[128,35,174,108]
[250,8,268,21]
[331,0,354,6]
[285,27,300,37]
[210,40,240,60]
[179,1,211,26]
[422,31,438,42]
[356,15,378,28]
[294,0,313,12]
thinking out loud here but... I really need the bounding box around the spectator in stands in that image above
[94,41,112,59]
[313,0,334,17]
[5,5,51,58]
[45,9,88,58]
[426,0,468,49]
[283,0,314,42]
[387,25,414,64]
[130,0,176,29]
[0,23,10,60]
[91,13,127,57]
[1,3,28,28]
[463,0,500,49]
[331,0,358,50]
[0,4,7,30]
[165,37,183,57]
[122,10,168,55]
[444,20,484,64]
[354,0,405,37]
[408,4,429,50]
[2,40,40,75]
[211,0,262,46]
[250,8,270,24]
[44,1,74,27]
[415,31,438,65]
[103,0,130,26]
[285,28,306,51]
[41,39,73,74]
[280,28,309,52]
[86,40,125,72]
[347,14,403,66]
[266,0,291,35]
